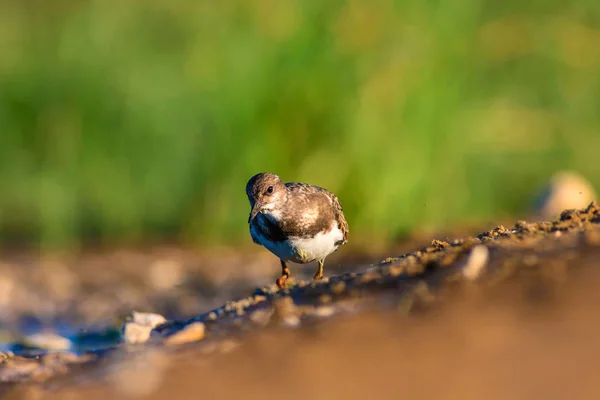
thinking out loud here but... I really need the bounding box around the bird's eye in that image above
[266,186,274,194]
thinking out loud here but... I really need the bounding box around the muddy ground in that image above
[2,202,600,399]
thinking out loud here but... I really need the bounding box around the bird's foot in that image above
[276,275,288,289]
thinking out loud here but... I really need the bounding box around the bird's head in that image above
[245,172,287,223]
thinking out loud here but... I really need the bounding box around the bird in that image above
[245,172,349,289]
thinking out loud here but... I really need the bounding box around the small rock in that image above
[206,312,218,321]
[121,323,154,345]
[462,245,489,281]
[240,298,251,308]
[164,322,206,346]
[121,311,167,345]
[130,311,167,328]
[21,332,72,351]
[431,239,449,249]
[253,295,267,304]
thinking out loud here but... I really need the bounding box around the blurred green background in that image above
[1,0,599,250]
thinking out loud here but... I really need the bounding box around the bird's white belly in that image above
[251,223,344,264]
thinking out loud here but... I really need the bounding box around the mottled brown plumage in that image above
[246,172,349,288]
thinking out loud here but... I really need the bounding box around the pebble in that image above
[239,299,250,308]
[206,312,218,321]
[121,311,167,344]
[164,322,206,346]
[121,322,154,345]
[130,311,167,328]
[21,332,72,351]
[462,245,489,281]
[253,295,267,303]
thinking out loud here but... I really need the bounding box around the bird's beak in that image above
[248,202,263,223]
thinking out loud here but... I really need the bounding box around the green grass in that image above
[1,0,600,249]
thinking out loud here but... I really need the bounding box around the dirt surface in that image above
[2,202,600,399]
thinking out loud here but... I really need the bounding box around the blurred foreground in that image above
[2,202,600,399]
[29,268,600,400]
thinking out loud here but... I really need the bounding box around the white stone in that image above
[462,245,489,281]
[21,332,72,351]
[121,311,167,344]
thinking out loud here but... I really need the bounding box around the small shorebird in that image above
[246,172,349,289]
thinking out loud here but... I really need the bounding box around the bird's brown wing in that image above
[285,182,348,243]
[329,191,349,245]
